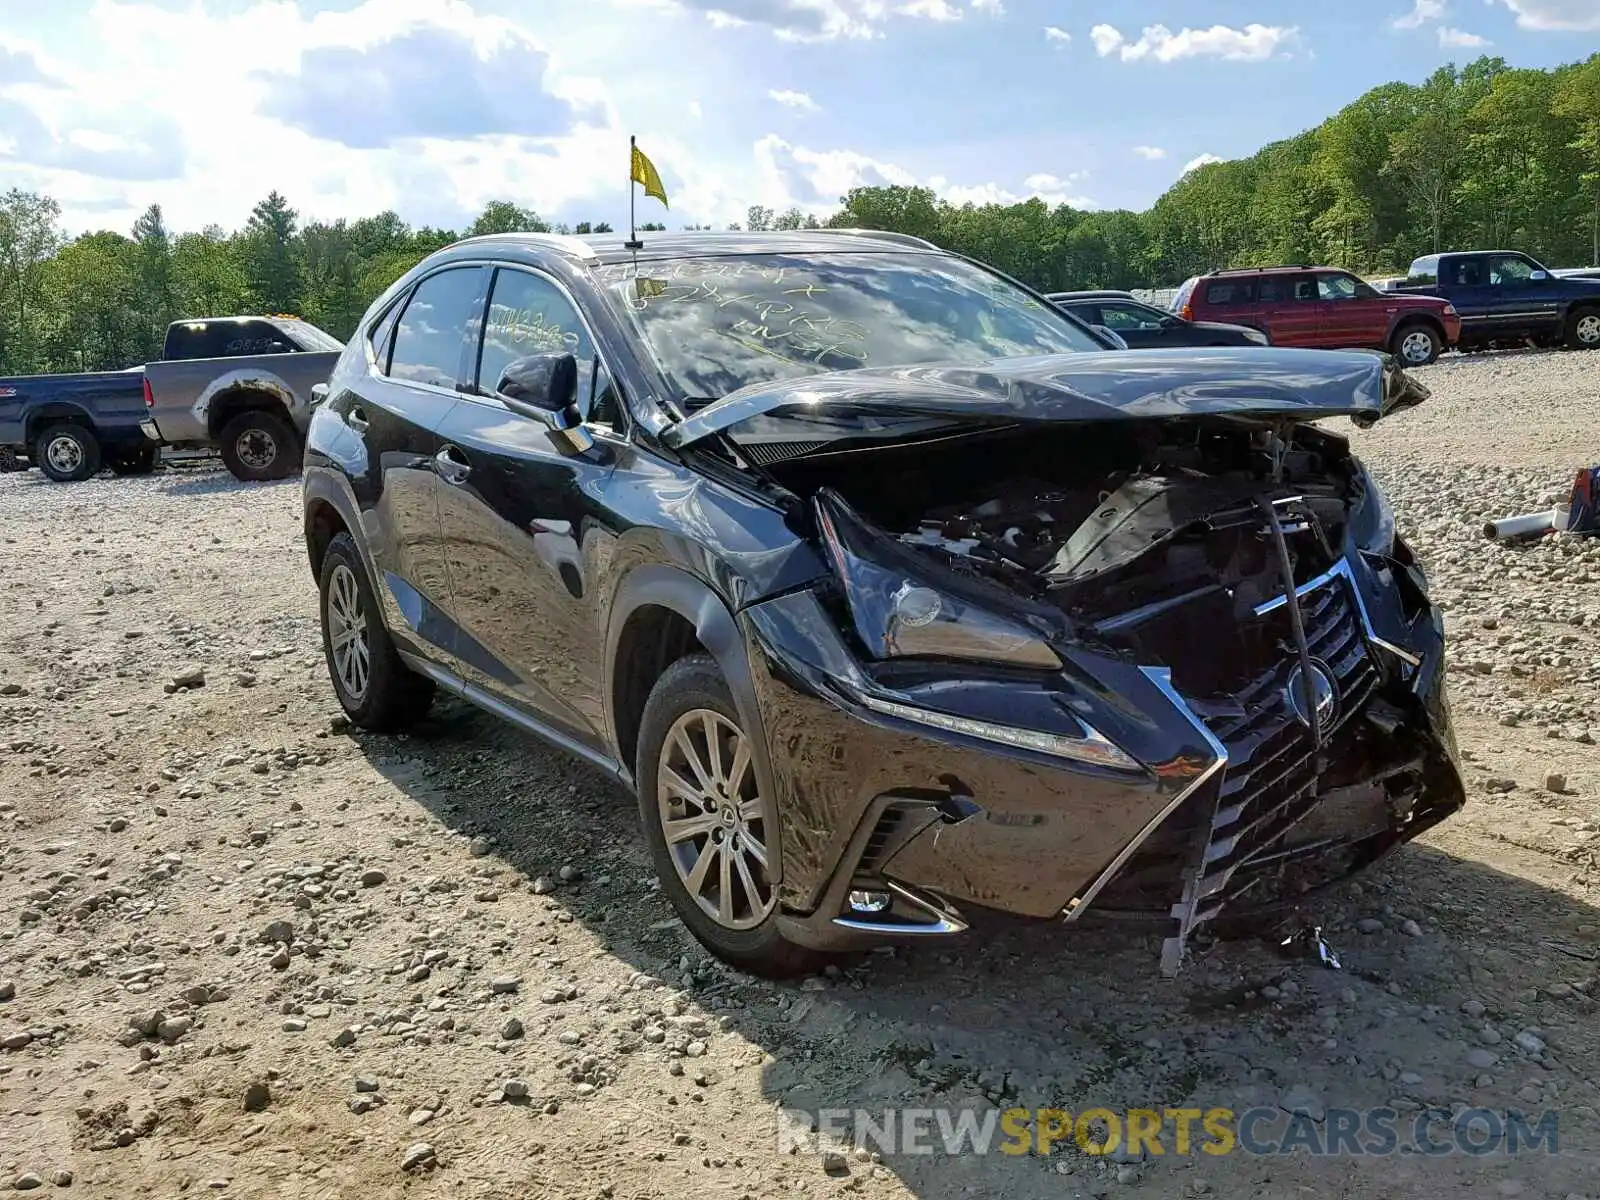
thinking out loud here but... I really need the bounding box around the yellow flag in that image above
[631,142,669,209]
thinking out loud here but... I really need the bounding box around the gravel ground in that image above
[2,348,1600,1200]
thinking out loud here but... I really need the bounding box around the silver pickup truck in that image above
[142,316,344,480]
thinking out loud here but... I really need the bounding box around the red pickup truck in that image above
[1172,265,1461,365]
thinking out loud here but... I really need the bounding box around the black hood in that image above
[661,347,1429,452]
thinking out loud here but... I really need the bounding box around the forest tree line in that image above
[2,53,1597,376]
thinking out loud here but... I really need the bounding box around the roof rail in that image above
[813,227,939,251]
[452,231,601,262]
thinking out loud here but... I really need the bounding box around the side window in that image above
[367,294,405,368]
[477,268,613,422]
[1257,278,1288,304]
[1488,255,1534,287]
[389,268,485,389]
[1317,274,1358,302]
[1291,276,1318,302]
[1451,259,1485,287]
[1098,303,1160,330]
[1205,280,1254,306]
[227,321,295,355]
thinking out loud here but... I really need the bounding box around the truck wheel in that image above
[1567,309,1600,350]
[109,445,159,476]
[1391,322,1441,366]
[33,423,102,483]
[219,410,299,482]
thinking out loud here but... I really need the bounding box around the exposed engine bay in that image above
[755,415,1460,970]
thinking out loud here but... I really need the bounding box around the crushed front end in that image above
[721,382,1463,972]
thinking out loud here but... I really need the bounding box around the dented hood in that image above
[661,347,1429,452]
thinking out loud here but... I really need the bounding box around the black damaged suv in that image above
[302,230,1464,977]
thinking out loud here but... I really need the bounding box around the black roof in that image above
[448,228,942,267]
[1046,290,1137,303]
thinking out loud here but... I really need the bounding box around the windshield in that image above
[597,252,1102,401]
[274,319,345,352]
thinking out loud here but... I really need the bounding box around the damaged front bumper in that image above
[741,542,1464,972]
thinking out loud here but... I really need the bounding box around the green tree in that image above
[173,227,251,321]
[242,190,302,313]
[131,204,176,358]
[0,189,63,373]
[468,202,550,236]
[1553,54,1600,265]
[40,231,141,371]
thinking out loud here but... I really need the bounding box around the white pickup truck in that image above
[141,316,344,480]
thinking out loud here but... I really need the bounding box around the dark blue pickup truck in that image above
[0,368,155,482]
[1396,250,1600,351]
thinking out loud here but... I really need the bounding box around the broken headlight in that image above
[815,492,1061,670]
[1351,470,1396,556]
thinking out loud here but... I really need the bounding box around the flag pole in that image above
[626,135,642,250]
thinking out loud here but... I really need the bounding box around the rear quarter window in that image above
[1204,280,1255,306]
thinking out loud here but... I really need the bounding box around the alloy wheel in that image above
[46,436,83,474]
[656,708,776,930]
[327,563,370,701]
[1577,314,1600,347]
[1400,330,1435,364]
[236,429,279,471]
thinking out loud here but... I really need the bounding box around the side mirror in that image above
[1091,325,1130,350]
[310,383,329,407]
[1529,270,1550,282]
[1353,283,1379,299]
[495,353,592,454]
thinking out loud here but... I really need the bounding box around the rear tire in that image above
[109,445,158,476]
[1566,308,1600,351]
[33,423,102,482]
[219,409,299,481]
[635,653,827,979]
[318,532,436,732]
[1391,322,1441,366]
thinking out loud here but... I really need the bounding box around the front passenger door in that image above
[434,266,620,749]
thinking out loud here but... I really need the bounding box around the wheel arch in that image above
[1390,312,1445,342]
[302,469,361,581]
[25,404,97,446]
[605,565,781,885]
[201,376,297,439]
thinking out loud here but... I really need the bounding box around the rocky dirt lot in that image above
[2,349,1600,1200]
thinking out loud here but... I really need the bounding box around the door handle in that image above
[435,444,471,485]
[347,406,369,433]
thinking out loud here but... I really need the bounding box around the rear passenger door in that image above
[433,265,621,748]
[1201,278,1260,333]
[1256,275,1320,346]
[349,265,487,663]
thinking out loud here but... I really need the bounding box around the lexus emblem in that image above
[1285,661,1338,733]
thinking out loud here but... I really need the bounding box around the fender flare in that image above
[194,369,300,435]
[604,564,782,886]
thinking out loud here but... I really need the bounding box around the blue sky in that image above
[1,0,1597,236]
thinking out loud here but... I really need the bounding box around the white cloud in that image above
[1089,22,1297,63]
[1044,26,1072,44]
[898,0,962,20]
[1437,25,1491,43]
[687,99,703,119]
[768,88,819,110]
[971,0,1005,13]
[1182,153,1225,174]
[1132,145,1167,160]
[1392,0,1446,29]
[1495,0,1600,29]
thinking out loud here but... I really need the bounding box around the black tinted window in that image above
[1204,280,1254,305]
[1098,302,1163,330]
[389,268,484,388]
[165,320,292,359]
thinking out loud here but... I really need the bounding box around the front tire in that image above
[33,423,102,482]
[1567,308,1600,350]
[219,409,299,481]
[1391,322,1441,366]
[635,654,825,978]
[318,532,436,731]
